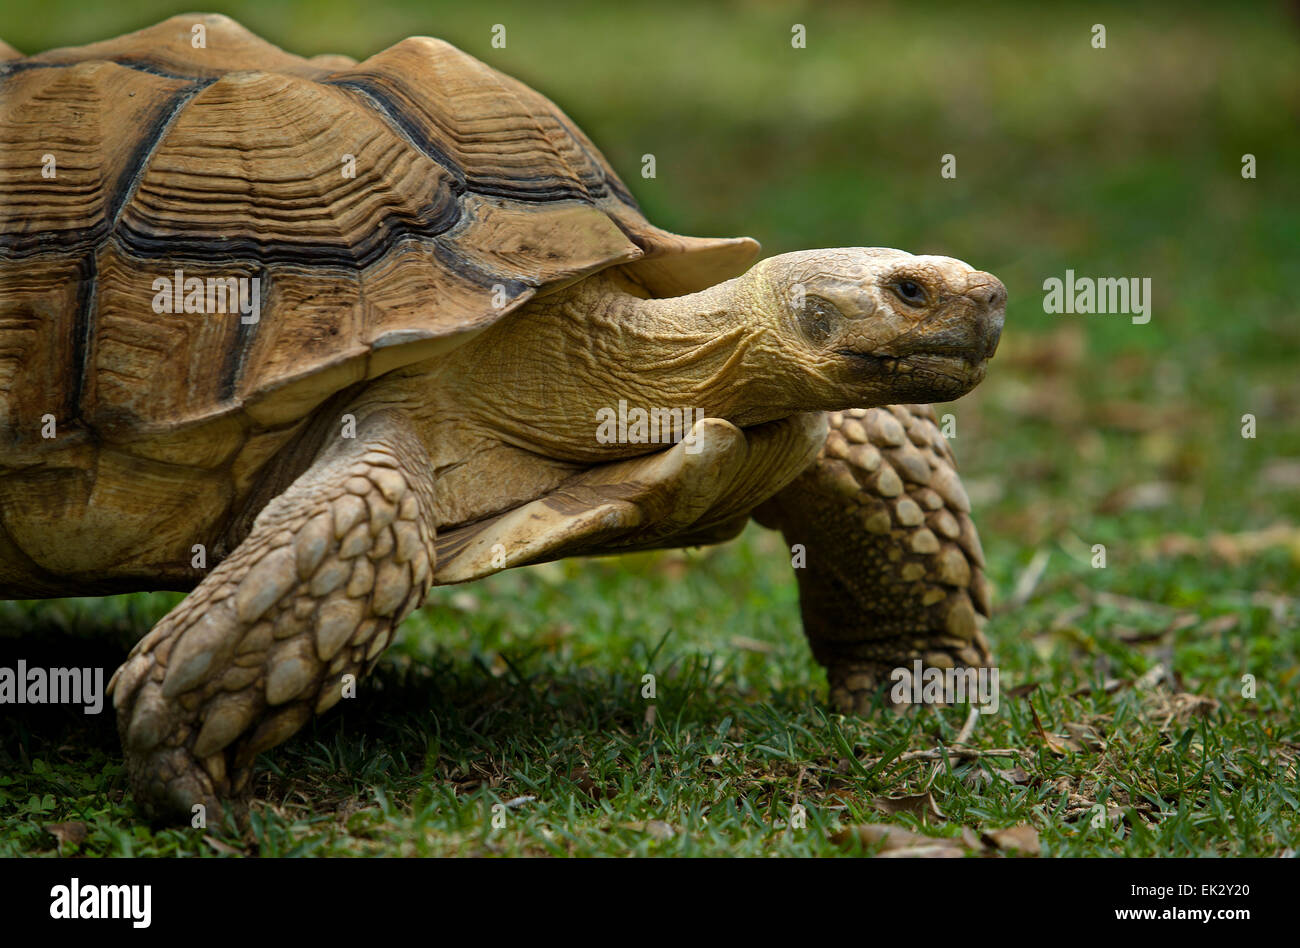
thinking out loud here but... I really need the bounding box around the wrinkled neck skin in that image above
[389,269,824,466]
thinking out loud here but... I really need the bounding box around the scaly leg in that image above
[753,405,993,713]
[107,409,436,822]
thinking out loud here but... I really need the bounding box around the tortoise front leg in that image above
[107,409,437,823]
[753,405,993,714]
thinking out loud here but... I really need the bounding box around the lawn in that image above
[1,0,1297,856]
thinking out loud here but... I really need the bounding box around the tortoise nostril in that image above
[967,274,1007,308]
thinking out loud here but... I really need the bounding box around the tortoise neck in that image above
[580,271,791,425]
[412,268,791,464]
[611,274,745,332]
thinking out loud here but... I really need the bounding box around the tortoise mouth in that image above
[836,349,987,400]
[836,348,983,375]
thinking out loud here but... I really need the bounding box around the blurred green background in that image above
[1,1,1297,855]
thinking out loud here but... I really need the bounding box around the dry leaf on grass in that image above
[982,825,1041,855]
[870,792,946,824]
[998,765,1032,785]
[1063,721,1107,752]
[1027,701,1076,754]
[962,763,1032,791]
[831,823,966,857]
[44,821,89,852]
[831,822,1040,857]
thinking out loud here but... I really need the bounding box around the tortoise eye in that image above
[894,280,926,306]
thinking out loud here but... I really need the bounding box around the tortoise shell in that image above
[0,14,757,592]
[0,13,759,435]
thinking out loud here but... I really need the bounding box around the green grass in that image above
[1,0,1298,856]
[5,537,1298,856]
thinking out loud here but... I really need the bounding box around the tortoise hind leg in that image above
[753,405,993,714]
[107,409,436,823]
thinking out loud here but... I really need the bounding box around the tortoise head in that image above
[750,248,1005,409]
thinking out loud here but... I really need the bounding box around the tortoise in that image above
[0,14,1006,821]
